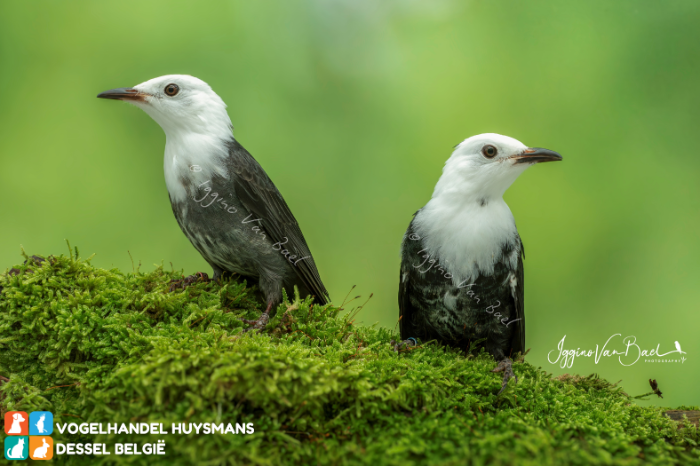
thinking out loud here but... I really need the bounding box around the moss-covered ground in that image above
[1,248,698,465]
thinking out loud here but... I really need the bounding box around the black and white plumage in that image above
[398,134,561,393]
[98,75,329,329]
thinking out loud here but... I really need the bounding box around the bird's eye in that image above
[164,83,180,96]
[482,144,498,158]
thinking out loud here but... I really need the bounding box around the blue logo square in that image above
[4,436,28,460]
[29,412,53,435]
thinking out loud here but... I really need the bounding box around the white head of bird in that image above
[413,133,561,284]
[98,74,235,202]
[433,133,561,201]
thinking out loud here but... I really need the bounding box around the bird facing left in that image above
[97,74,330,331]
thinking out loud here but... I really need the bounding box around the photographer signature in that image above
[548,335,688,368]
[409,234,520,328]
[192,179,310,267]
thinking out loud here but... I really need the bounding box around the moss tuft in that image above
[1,250,698,465]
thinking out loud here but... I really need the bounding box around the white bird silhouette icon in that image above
[675,341,686,354]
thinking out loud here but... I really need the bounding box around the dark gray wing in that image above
[510,238,525,355]
[399,213,416,340]
[226,139,329,304]
[399,213,451,344]
[398,251,414,341]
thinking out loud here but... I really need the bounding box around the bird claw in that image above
[168,272,210,292]
[241,312,270,333]
[241,302,273,333]
[391,337,418,352]
[491,357,517,395]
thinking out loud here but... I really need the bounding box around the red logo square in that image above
[4,411,29,435]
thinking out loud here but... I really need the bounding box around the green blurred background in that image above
[1,1,698,408]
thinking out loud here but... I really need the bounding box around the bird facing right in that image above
[398,133,562,394]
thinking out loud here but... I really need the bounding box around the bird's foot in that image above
[169,272,210,292]
[491,357,517,395]
[391,337,418,352]
[8,255,49,277]
[241,303,273,333]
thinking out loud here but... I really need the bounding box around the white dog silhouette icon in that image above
[8,412,26,434]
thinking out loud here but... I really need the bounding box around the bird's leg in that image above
[168,271,210,292]
[491,357,517,395]
[391,337,418,352]
[241,301,272,332]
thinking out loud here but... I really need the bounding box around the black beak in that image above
[512,147,563,164]
[97,87,146,102]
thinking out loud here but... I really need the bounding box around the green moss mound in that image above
[1,249,698,465]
